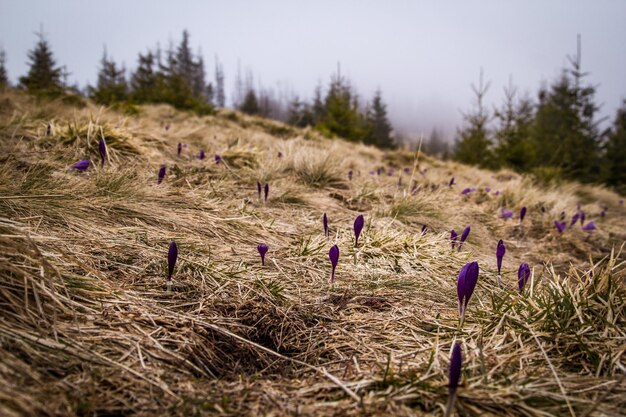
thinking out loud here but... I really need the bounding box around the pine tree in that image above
[603,100,626,191]
[89,49,127,105]
[19,31,63,95]
[287,96,315,127]
[454,70,495,168]
[364,90,394,148]
[0,48,8,87]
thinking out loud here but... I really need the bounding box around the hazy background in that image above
[1,0,625,140]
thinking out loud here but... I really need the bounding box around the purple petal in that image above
[582,221,596,231]
[496,240,506,274]
[98,139,107,166]
[70,159,91,172]
[257,244,268,265]
[518,263,530,292]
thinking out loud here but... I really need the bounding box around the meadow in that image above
[0,90,624,416]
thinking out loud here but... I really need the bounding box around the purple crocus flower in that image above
[369,170,375,175]
[70,159,91,172]
[257,244,268,266]
[354,214,365,249]
[451,230,458,249]
[554,220,566,233]
[457,261,479,319]
[215,154,222,164]
[323,213,329,239]
[348,170,353,181]
[520,206,527,223]
[461,187,472,195]
[494,190,500,196]
[167,241,178,290]
[177,142,182,156]
[264,183,269,202]
[484,186,491,193]
[600,209,606,218]
[157,165,166,184]
[582,221,596,231]
[199,150,205,160]
[518,263,530,293]
[46,123,52,136]
[501,209,514,219]
[579,211,585,225]
[458,226,470,251]
[403,167,411,174]
[257,181,262,200]
[570,212,580,227]
[98,138,107,166]
[449,177,455,187]
[377,167,384,176]
[496,239,506,287]
[329,244,339,283]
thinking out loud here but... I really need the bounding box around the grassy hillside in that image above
[1,90,625,417]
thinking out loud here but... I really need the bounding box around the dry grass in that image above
[0,90,625,416]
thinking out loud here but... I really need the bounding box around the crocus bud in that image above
[445,342,463,417]
[199,150,205,160]
[501,209,513,219]
[348,170,353,181]
[449,177,455,187]
[98,139,107,166]
[458,226,470,251]
[177,143,182,156]
[354,215,364,249]
[451,230,458,249]
[323,213,329,239]
[329,244,339,283]
[46,123,52,136]
[167,241,178,283]
[518,263,530,293]
[457,261,479,319]
[582,221,596,231]
[257,244,268,266]
[257,181,262,200]
[496,240,506,287]
[158,165,166,184]
[70,160,91,172]
[570,212,580,227]
[520,206,527,223]
[554,220,566,233]
[264,183,269,202]
[215,154,222,164]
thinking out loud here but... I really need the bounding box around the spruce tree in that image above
[529,37,601,182]
[493,81,534,171]
[318,73,361,141]
[131,51,157,103]
[214,58,225,107]
[90,50,127,105]
[454,70,495,168]
[603,100,626,191]
[19,31,63,96]
[0,48,8,87]
[364,90,394,148]
[240,89,260,115]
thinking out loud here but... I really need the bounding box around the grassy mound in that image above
[0,90,625,416]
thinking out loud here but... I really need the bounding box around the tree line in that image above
[451,38,626,191]
[0,30,395,148]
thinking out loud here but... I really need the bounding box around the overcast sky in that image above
[1,0,625,140]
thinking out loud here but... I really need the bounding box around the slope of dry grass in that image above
[1,90,625,416]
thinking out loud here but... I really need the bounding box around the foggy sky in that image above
[1,0,625,141]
